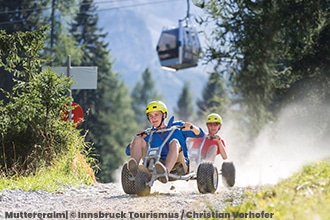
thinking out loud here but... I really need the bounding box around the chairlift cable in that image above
[0,0,181,25]
[0,0,181,15]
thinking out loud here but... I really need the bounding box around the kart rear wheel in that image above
[121,163,136,194]
[196,162,218,194]
[135,171,151,196]
[221,161,236,187]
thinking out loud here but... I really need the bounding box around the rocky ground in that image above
[0,180,261,220]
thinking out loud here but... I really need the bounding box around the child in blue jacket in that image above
[126,100,204,183]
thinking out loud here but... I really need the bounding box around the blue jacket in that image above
[126,117,204,166]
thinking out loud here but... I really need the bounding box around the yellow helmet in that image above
[145,101,168,117]
[206,113,223,125]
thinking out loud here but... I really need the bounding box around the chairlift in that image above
[156,0,201,71]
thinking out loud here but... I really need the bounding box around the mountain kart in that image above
[121,123,235,196]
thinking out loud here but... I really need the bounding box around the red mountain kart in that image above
[121,120,235,196]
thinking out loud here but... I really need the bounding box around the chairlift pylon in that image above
[156,0,201,71]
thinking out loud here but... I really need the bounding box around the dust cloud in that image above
[221,100,330,187]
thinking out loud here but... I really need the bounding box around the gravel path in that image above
[0,180,259,220]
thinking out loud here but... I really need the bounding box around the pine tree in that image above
[0,0,44,33]
[0,28,74,174]
[196,71,228,117]
[0,0,81,99]
[42,0,80,64]
[70,0,137,182]
[198,0,330,133]
[174,81,194,121]
[131,68,162,129]
[0,0,46,101]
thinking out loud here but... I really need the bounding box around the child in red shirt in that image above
[190,113,228,161]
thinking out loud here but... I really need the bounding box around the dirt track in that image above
[0,180,260,220]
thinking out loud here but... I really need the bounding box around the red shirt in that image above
[190,136,226,157]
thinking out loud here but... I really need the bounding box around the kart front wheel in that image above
[196,162,218,194]
[221,161,236,187]
[121,163,136,194]
[135,171,151,196]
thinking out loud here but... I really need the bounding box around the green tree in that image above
[131,68,162,129]
[52,25,83,65]
[0,0,44,33]
[0,0,46,101]
[69,0,137,182]
[197,71,228,117]
[42,0,81,64]
[174,81,194,121]
[0,28,74,174]
[0,0,81,99]
[197,0,330,133]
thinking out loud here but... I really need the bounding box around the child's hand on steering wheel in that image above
[182,122,194,131]
[209,134,221,141]
[136,129,147,138]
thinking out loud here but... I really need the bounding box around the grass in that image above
[223,159,330,220]
[0,132,97,192]
[0,154,95,192]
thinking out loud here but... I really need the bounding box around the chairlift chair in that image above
[156,19,201,71]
